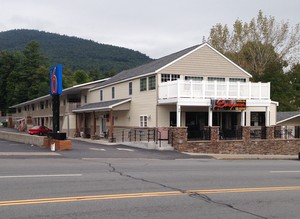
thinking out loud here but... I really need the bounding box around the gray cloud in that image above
[1,0,299,58]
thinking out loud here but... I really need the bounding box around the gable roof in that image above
[277,111,300,124]
[10,78,109,108]
[91,44,200,90]
[92,43,252,90]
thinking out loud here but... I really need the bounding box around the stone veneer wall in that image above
[172,126,300,155]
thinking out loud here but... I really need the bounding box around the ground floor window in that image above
[140,115,148,127]
[170,112,177,126]
[251,112,265,126]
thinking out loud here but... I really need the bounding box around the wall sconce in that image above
[148,115,151,119]
[128,116,130,120]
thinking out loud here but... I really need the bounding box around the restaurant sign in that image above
[212,99,246,110]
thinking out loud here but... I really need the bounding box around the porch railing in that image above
[159,80,270,100]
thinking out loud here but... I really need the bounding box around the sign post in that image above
[49,64,65,139]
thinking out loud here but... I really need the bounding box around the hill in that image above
[0,29,152,75]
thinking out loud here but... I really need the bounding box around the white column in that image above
[265,106,270,126]
[176,104,181,127]
[208,107,213,127]
[241,110,245,126]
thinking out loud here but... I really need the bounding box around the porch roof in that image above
[72,98,131,113]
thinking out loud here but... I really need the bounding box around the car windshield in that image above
[31,126,40,129]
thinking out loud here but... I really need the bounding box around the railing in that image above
[275,126,300,139]
[159,80,270,100]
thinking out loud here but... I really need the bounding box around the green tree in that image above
[207,10,300,76]
[72,70,91,84]
[0,51,23,114]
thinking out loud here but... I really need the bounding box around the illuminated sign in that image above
[212,99,246,110]
[50,64,62,96]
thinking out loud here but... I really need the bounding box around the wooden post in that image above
[93,111,96,136]
[109,109,114,142]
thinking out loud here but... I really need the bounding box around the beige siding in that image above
[157,105,176,127]
[158,45,250,79]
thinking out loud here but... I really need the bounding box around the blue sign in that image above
[50,64,63,96]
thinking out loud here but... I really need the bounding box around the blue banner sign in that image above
[50,64,63,96]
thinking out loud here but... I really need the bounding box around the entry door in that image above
[185,112,208,139]
[100,116,107,136]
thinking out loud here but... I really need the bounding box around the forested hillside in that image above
[0,29,152,115]
[0,29,152,74]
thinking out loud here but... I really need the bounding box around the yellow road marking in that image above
[1,186,300,207]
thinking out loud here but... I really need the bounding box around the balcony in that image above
[158,80,270,102]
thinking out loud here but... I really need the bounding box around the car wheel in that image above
[39,132,43,136]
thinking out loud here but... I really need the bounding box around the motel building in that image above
[9,43,278,149]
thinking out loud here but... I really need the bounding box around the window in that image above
[140,115,148,127]
[100,90,103,101]
[171,74,180,81]
[185,76,203,81]
[18,108,21,113]
[112,87,115,99]
[161,74,180,82]
[31,104,35,111]
[40,102,44,109]
[140,78,147,91]
[229,78,246,82]
[45,100,48,108]
[208,77,225,82]
[148,76,156,90]
[129,82,132,95]
[84,95,87,103]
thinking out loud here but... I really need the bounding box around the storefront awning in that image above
[72,98,131,113]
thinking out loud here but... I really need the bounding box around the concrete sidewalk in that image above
[183,152,299,160]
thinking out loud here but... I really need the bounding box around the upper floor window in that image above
[161,74,180,82]
[148,76,156,90]
[45,100,48,108]
[84,95,87,103]
[100,90,103,101]
[208,77,225,82]
[18,108,21,113]
[112,87,115,99]
[31,104,35,111]
[129,82,132,95]
[40,102,44,110]
[185,76,203,81]
[229,78,246,82]
[140,78,147,91]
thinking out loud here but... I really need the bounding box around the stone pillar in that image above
[210,126,220,143]
[169,127,187,151]
[266,126,275,140]
[242,126,250,144]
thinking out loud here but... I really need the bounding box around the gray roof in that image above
[10,79,109,108]
[73,98,131,113]
[96,44,200,88]
[277,111,300,124]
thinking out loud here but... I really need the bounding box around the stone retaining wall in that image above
[171,126,300,155]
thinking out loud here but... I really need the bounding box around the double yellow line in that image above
[1,186,300,207]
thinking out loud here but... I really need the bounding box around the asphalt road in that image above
[0,139,300,218]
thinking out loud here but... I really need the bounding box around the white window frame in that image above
[140,115,148,127]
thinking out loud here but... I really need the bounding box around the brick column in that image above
[210,126,219,143]
[169,127,187,151]
[242,126,250,144]
[266,126,275,140]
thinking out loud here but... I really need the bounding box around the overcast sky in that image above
[1,0,299,59]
